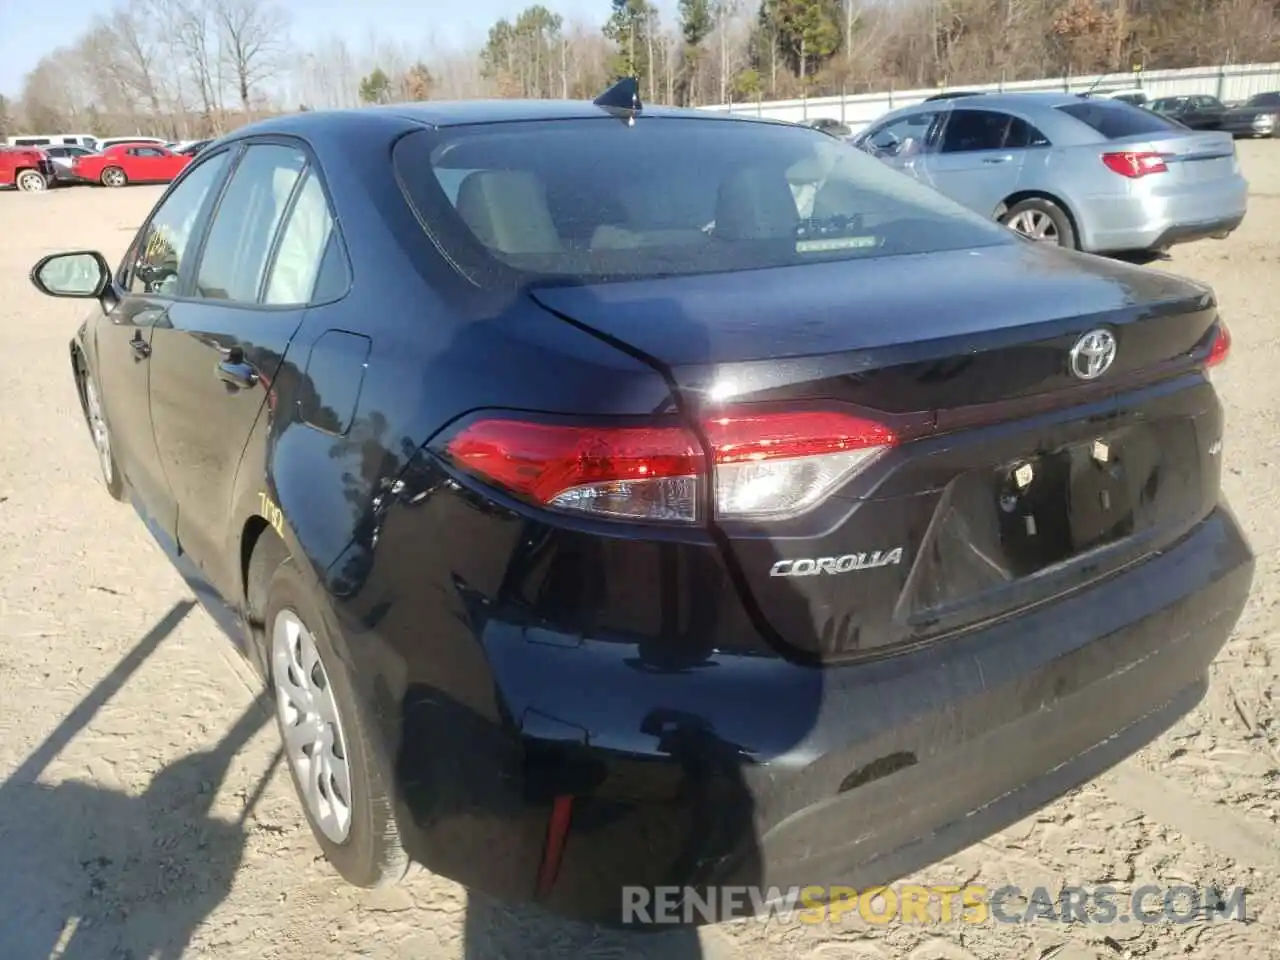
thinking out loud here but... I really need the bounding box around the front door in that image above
[95,149,234,534]
[860,110,944,186]
[148,139,332,598]
[124,146,171,182]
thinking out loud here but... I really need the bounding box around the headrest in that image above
[714,166,799,241]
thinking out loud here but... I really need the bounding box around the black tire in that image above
[81,367,127,502]
[100,166,127,188]
[263,557,410,888]
[999,197,1077,249]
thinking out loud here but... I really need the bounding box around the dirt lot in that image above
[1,143,1279,960]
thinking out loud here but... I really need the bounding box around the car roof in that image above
[915,91,1093,110]
[221,98,793,143]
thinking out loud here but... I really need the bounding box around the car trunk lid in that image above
[529,242,1227,661]
[1109,130,1238,185]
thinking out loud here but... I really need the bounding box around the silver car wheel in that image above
[272,609,354,844]
[84,378,115,489]
[1006,209,1059,243]
[102,168,126,187]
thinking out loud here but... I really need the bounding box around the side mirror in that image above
[29,250,112,299]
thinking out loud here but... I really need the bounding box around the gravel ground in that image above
[1,142,1278,960]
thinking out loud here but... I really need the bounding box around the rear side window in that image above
[393,117,1014,286]
[1249,93,1280,107]
[195,144,307,303]
[262,171,338,305]
[1056,101,1185,139]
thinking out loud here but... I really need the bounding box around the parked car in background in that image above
[923,91,983,102]
[852,93,1246,255]
[0,145,56,191]
[1098,89,1149,108]
[7,133,99,150]
[26,86,1253,925]
[1149,95,1227,130]
[42,145,101,186]
[96,135,170,150]
[1218,92,1279,138]
[72,143,192,187]
[799,117,853,138]
[174,138,213,156]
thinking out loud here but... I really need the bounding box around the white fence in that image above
[700,62,1280,133]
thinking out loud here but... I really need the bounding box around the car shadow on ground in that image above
[0,599,278,960]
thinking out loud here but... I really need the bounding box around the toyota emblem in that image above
[1069,329,1117,380]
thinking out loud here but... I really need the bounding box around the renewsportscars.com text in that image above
[621,884,1249,926]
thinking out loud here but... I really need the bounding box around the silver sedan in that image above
[852,92,1248,255]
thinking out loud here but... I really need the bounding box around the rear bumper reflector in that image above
[535,794,574,898]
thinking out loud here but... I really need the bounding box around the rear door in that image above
[921,107,1034,214]
[147,138,338,598]
[1191,95,1226,129]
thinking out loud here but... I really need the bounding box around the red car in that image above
[0,146,56,192]
[73,143,192,187]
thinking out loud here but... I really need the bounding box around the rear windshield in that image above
[1248,93,1280,107]
[392,117,1014,286]
[1057,101,1185,138]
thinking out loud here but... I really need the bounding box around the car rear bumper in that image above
[1079,174,1249,253]
[387,503,1252,926]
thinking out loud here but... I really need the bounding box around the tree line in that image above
[3,0,1277,140]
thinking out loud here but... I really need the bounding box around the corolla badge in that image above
[769,549,904,577]
[1069,328,1117,380]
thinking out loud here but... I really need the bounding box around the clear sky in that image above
[0,0,656,97]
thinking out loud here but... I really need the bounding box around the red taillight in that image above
[441,409,898,523]
[1206,320,1231,369]
[1101,151,1168,178]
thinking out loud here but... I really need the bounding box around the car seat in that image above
[455,170,563,255]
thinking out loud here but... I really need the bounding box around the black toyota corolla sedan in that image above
[31,80,1253,925]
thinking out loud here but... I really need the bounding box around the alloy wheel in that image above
[272,609,354,844]
[102,168,126,187]
[1005,209,1060,243]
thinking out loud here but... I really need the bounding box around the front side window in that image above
[394,116,1011,287]
[194,143,307,303]
[863,111,940,158]
[127,151,231,296]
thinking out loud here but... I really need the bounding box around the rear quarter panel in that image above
[231,118,679,613]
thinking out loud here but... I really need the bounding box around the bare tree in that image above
[212,0,289,115]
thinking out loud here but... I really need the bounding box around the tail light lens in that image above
[1101,151,1168,177]
[439,409,897,523]
[1205,320,1231,372]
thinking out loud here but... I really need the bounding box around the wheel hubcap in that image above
[84,379,114,487]
[1006,209,1059,243]
[105,170,123,186]
[19,172,45,191]
[272,609,353,844]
